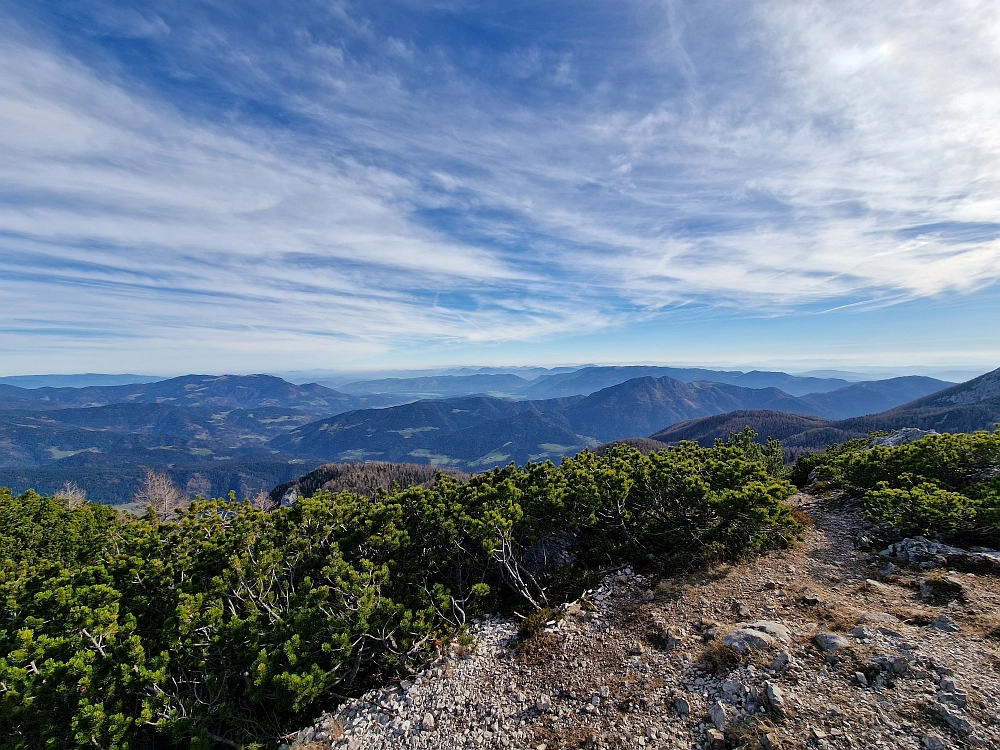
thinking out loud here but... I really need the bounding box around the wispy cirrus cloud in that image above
[1,0,999,372]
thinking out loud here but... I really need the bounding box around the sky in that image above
[1,0,999,376]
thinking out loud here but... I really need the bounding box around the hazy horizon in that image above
[0,362,990,388]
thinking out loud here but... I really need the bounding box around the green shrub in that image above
[0,432,799,749]
[865,479,977,537]
[790,428,1000,543]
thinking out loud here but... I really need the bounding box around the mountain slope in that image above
[0,403,316,468]
[648,367,1000,454]
[266,396,582,463]
[430,411,594,467]
[651,410,833,447]
[794,376,952,420]
[264,373,967,470]
[266,377,817,468]
[559,377,812,442]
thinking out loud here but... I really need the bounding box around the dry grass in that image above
[515,608,564,662]
[514,631,561,664]
[809,480,839,496]
[726,716,780,750]
[891,607,936,626]
[654,578,687,601]
[699,640,743,675]
[817,602,865,631]
[530,724,593,750]
[789,506,815,527]
[979,618,1000,642]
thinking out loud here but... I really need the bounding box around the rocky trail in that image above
[289,493,1000,750]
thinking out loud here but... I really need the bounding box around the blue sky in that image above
[1,0,999,376]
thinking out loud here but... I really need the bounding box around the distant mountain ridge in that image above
[792,376,951,420]
[518,366,854,398]
[0,373,163,389]
[331,365,869,401]
[338,373,530,399]
[0,374,402,416]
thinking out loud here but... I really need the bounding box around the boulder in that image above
[706,728,727,749]
[881,537,1000,571]
[722,628,776,653]
[814,633,850,651]
[851,625,875,641]
[523,532,577,575]
[938,678,968,708]
[938,703,972,733]
[764,682,787,717]
[869,429,938,448]
[858,612,900,624]
[661,627,684,650]
[708,700,728,731]
[745,620,792,643]
[723,679,746,697]
[771,650,794,671]
[929,614,962,633]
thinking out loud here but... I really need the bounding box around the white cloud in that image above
[0,33,602,360]
[2,0,1000,371]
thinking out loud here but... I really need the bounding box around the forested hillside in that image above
[270,462,470,502]
[652,410,832,446]
[0,457,319,507]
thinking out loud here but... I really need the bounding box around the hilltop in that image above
[292,491,1000,750]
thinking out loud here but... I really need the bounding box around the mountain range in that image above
[266,374,952,470]
[0,365,980,503]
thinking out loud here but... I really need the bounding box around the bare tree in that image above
[135,469,186,521]
[54,481,87,509]
[249,489,276,511]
